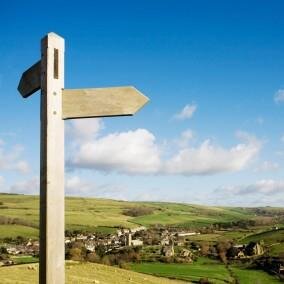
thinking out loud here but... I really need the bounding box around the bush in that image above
[86,252,100,263]
[122,207,154,217]
[69,248,83,261]
[199,278,213,284]
[160,256,173,263]
[118,260,130,269]
[101,255,111,266]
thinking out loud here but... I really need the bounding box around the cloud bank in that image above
[66,120,261,176]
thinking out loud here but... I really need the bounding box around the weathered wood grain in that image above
[40,32,65,284]
[62,86,149,119]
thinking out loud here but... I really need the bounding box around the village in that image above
[0,225,268,266]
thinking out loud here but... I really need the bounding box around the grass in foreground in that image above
[129,258,282,284]
[0,262,186,284]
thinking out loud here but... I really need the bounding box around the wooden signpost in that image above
[18,32,149,284]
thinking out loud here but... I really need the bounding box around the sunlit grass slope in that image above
[0,262,185,284]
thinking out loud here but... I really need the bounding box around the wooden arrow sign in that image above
[62,86,149,119]
[18,60,41,98]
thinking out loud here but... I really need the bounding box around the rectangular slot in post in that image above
[54,48,59,79]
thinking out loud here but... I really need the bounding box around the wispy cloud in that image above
[217,179,284,196]
[0,176,5,190]
[173,104,197,120]
[0,141,30,174]
[212,179,284,206]
[256,117,264,125]
[10,177,39,195]
[65,175,129,200]
[255,160,279,172]
[175,129,195,148]
[274,89,284,104]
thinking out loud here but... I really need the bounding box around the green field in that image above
[130,258,281,284]
[0,262,185,284]
[231,266,281,284]
[0,194,270,239]
[0,225,38,239]
[242,228,284,244]
[11,255,39,264]
[130,258,231,283]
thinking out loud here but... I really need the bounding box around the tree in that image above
[200,242,210,256]
[216,241,231,264]
[69,248,82,261]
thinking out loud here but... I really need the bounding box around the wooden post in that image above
[40,33,65,284]
[18,31,149,284]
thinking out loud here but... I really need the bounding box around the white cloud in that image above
[281,135,284,143]
[0,142,30,174]
[67,120,261,176]
[66,118,103,142]
[255,160,279,172]
[10,177,39,195]
[174,104,197,120]
[163,132,261,175]
[68,128,161,174]
[274,89,284,104]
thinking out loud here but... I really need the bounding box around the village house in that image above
[179,248,192,258]
[228,242,264,259]
[130,226,146,233]
[177,232,200,237]
[161,244,174,257]
[245,242,264,256]
[160,237,170,246]
[85,242,96,252]
[131,239,143,247]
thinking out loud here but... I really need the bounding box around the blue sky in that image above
[0,0,284,206]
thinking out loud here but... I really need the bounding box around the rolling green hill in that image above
[1,194,284,283]
[0,193,284,239]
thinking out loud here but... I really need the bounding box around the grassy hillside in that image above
[241,228,284,257]
[0,193,268,239]
[242,228,284,244]
[0,194,284,241]
[0,262,185,284]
